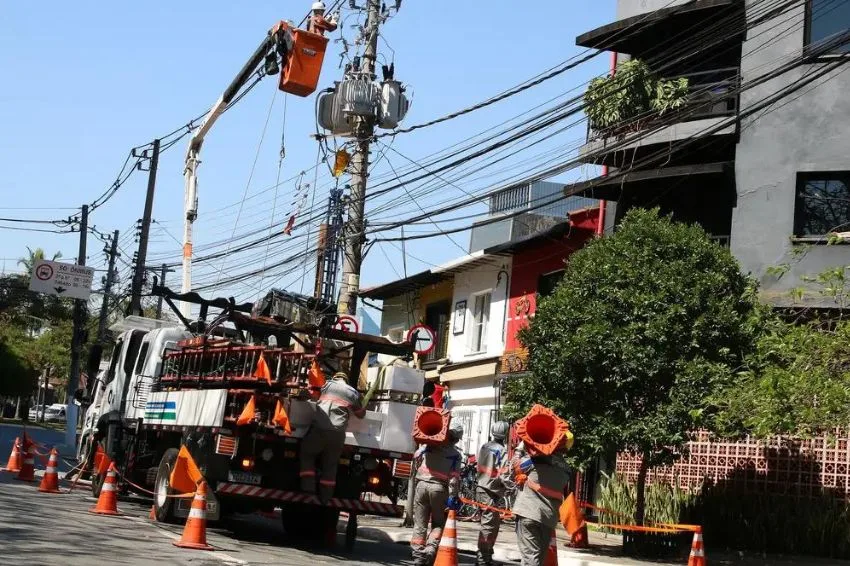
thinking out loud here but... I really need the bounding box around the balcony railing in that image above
[423,320,450,364]
[586,66,740,142]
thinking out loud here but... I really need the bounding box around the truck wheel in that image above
[153,448,180,524]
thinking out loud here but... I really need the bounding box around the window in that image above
[104,337,123,385]
[469,292,491,354]
[134,342,150,376]
[537,269,565,299]
[806,0,850,55]
[794,172,850,237]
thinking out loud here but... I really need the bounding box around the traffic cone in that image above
[149,505,156,521]
[173,481,213,550]
[273,399,292,433]
[570,524,589,549]
[15,442,35,482]
[433,508,458,566]
[89,463,121,515]
[38,448,61,493]
[2,437,22,473]
[236,395,257,426]
[688,527,706,566]
[544,530,559,566]
[253,353,272,385]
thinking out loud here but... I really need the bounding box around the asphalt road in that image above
[0,423,476,565]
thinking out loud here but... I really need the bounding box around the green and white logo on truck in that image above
[145,400,176,421]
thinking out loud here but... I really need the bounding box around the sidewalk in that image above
[356,515,676,566]
[355,515,850,566]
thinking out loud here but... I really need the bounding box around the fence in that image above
[616,430,850,499]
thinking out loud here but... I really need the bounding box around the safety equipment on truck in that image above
[236,395,258,426]
[253,353,272,385]
[273,399,293,433]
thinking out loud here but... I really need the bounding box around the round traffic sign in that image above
[406,324,436,355]
[35,263,54,281]
[333,315,360,334]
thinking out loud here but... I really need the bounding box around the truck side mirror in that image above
[87,345,103,380]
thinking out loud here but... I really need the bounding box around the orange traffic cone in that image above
[560,493,589,549]
[2,437,22,473]
[15,441,35,482]
[236,395,257,426]
[173,481,213,550]
[688,527,706,566]
[253,353,272,385]
[149,505,156,521]
[544,530,559,566]
[273,399,292,433]
[89,463,121,515]
[38,448,61,493]
[433,508,458,566]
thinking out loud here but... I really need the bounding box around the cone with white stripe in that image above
[89,463,121,515]
[38,448,61,493]
[15,441,35,482]
[2,437,22,473]
[544,530,559,565]
[687,526,706,566]
[433,508,458,566]
[173,481,213,550]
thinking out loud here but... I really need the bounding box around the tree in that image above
[17,247,62,277]
[0,328,38,397]
[506,208,763,524]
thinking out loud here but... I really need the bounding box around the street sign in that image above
[406,323,436,355]
[333,314,361,334]
[28,259,94,301]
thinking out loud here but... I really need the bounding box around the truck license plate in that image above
[227,470,262,485]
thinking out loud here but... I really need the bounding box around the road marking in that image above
[121,514,248,565]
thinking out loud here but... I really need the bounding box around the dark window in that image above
[424,300,450,362]
[104,337,123,385]
[794,172,850,237]
[806,0,850,55]
[537,269,565,298]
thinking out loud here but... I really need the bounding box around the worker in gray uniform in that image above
[510,439,571,566]
[300,372,366,502]
[411,419,464,566]
[475,420,511,566]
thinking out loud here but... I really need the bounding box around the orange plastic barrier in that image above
[515,404,570,456]
[412,406,450,445]
[277,22,329,97]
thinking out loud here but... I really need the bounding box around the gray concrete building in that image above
[570,0,850,307]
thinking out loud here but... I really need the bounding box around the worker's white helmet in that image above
[449,419,464,443]
[312,1,326,11]
[491,421,510,441]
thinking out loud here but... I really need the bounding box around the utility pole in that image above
[129,138,160,316]
[97,230,120,343]
[154,263,173,319]
[337,0,381,316]
[66,204,88,451]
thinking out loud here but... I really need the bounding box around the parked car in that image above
[44,404,66,423]
[28,404,46,421]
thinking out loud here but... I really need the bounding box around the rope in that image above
[459,496,513,519]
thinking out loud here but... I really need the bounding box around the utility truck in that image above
[79,288,422,548]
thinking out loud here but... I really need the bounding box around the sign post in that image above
[28,259,95,300]
[406,324,436,356]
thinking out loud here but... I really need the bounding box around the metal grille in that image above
[616,430,850,499]
[451,409,476,456]
[130,377,152,410]
[216,434,238,457]
[489,184,530,215]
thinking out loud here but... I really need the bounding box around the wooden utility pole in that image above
[337,0,381,315]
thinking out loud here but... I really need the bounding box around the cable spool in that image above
[515,404,570,456]
[412,406,450,445]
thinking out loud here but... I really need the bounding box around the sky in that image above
[0,1,612,318]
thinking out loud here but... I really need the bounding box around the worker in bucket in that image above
[475,420,511,566]
[511,431,574,566]
[411,419,464,566]
[308,1,339,36]
[299,371,366,502]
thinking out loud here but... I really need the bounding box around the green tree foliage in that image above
[584,59,689,131]
[0,327,38,396]
[713,317,850,439]
[506,208,762,522]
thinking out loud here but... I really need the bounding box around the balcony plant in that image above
[584,59,689,133]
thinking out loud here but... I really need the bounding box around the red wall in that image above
[506,213,597,351]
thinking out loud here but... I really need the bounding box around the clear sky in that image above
[0,1,612,313]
